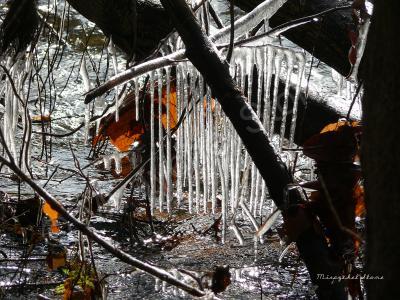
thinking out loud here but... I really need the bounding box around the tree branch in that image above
[0,155,204,297]
[159,0,347,298]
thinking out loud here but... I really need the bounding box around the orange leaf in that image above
[303,121,361,162]
[353,183,365,217]
[93,81,178,152]
[32,115,51,123]
[320,120,360,133]
[42,201,60,233]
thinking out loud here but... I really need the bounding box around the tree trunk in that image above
[361,1,400,299]
[67,0,172,61]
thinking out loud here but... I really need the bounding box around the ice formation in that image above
[84,0,314,246]
[106,41,306,245]
[0,54,33,174]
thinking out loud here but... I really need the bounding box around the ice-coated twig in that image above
[84,0,289,104]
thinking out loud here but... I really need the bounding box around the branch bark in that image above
[159,0,346,298]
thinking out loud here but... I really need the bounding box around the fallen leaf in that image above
[42,201,60,233]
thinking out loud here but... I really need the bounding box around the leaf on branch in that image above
[93,81,178,151]
[303,121,361,162]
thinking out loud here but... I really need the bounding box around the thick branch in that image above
[159,0,346,298]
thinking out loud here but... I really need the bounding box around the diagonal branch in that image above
[84,0,287,104]
[159,0,347,298]
[0,155,204,297]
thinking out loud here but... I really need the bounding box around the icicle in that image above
[80,56,92,144]
[103,155,111,170]
[176,65,183,206]
[95,96,106,135]
[263,46,275,134]
[230,223,245,246]
[183,64,193,213]
[199,75,208,213]
[207,87,217,214]
[134,77,140,121]
[112,153,122,175]
[165,67,172,213]
[108,37,120,122]
[110,177,129,209]
[190,68,201,213]
[157,69,164,212]
[252,49,265,215]
[279,243,293,263]
[289,53,306,146]
[217,156,227,244]
[249,165,257,216]
[253,238,260,263]
[279,50,294,150]
[233,137,242,209]
[269,50,284,137]
[223,118,231,214]
[150,71,156,213]
[258,183,266,216]
[229,127,236,212]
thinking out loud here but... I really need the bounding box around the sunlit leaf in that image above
[320,120,360,133]
[93,81,178,152]
[31,115,51,124]
[303,121,361,162]
[353,183,365,217]
[42,201,60,233]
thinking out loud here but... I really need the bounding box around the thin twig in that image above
[0,155,205,297]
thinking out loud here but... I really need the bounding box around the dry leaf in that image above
[42,201,60,233]
[93,81,178,152]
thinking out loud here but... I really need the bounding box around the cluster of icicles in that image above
[87,42,307,245]
[0,55,33,174]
